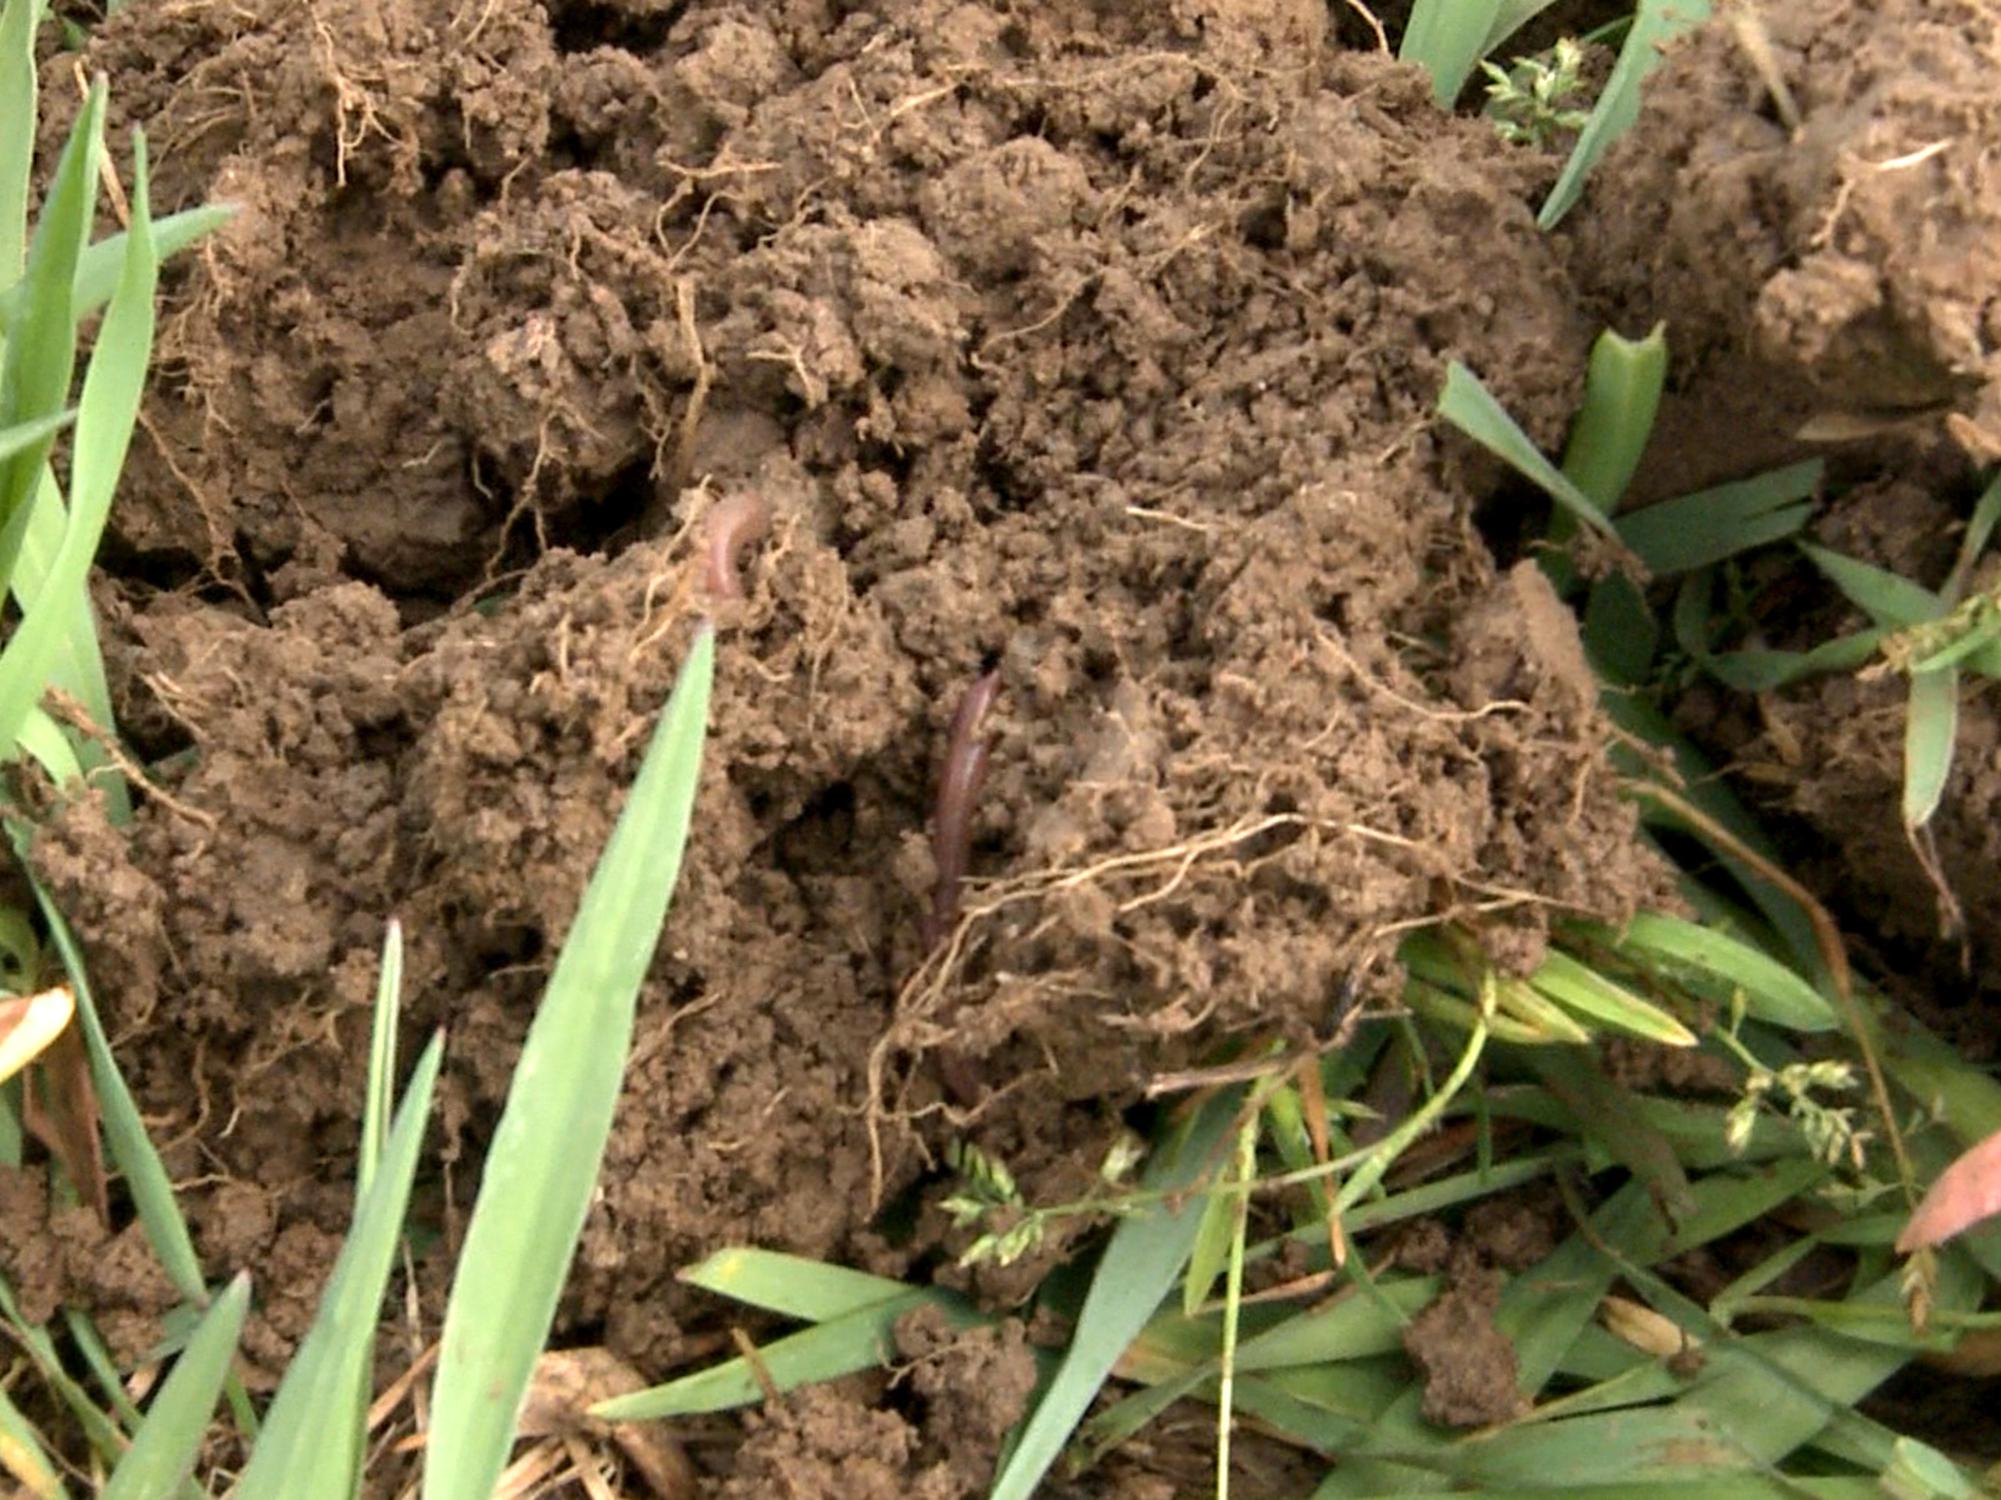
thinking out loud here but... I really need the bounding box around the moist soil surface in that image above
[12,0,2001,1492]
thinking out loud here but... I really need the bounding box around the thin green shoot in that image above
[1214,1110,1256,1500]
[233,1033,443,1500]
[359,918,402,1199]
[987,1088,1242,1500]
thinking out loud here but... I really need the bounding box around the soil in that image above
[4,0,1998,1492]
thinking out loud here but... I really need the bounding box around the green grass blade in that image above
[1697,630,1884,695]
[0,0,41,280]
[1400,0,1506,103]
[679,1247,919,1322]
[0,412,70,464]
[13,467,129,819]
[594,1287,988,1420]
[1582,571,1656,685]
[1540,0,1714,228]
[25,890,204,1299]
[1562,324,1665,512]
[1618,460,1822,575]
[0,127,153,759]
[0,1377,64,1499]
[1483,0,1563,54]
[1800,544,1941,629]
[0,80,100,584]
[358,919,402,1200]
[100,1274,248,1500]
[1942,469,2001,601]
[1909,614,2001,674]
[1587,912,1836,1031]
[64,1311,141,1428]
[0,1278,128,1466]
[989,1088,1242,1500]
[234,1033,443,1500]
[1903,668,1957,831]
[1234,1277,1436,1370]
[0,206,235,338]
[1437,361,1617,540]
[1528,950,1697,1046]
[425,627,714,1500]
[1183,1165,1238,1318]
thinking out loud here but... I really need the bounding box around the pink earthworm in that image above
[924,668,1001,951]
[703,493,772,600]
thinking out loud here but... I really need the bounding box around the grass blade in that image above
[596,1287,988,1420]
[1618,460,1822,575]
[989,1088,1242,1500]
[358,919,402,1199]
[1562,324,1665,513]
[679,1247,920,1322]
[1585,912,1836,1032]
[25,891,203,1298]
[0,80,100,585]
[0,128,154,759]
[425,627,714,1500]
[1437,362,1618,540]
[0,0,42,280]
[1400,0,1506,103]
[1524,1045,1695,1227]
[0,1378,62,1499]
[1540,0,1715,228]
[1528,950,1697,1046]
[100,1273,248,1500]
[1800,544,1941,629]
[0,412,70,464]
[1902,668,1957,831]
[1484,0,1563,54]
[0,206,234,338]
[234,1033,443,1500]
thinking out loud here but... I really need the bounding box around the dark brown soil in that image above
[6,0,1999,1491]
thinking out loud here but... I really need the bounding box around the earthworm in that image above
[924,668,1001,951]
[703,493,772,600]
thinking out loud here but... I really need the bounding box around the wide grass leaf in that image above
[426,627,713,1500]
[100,1274,248,1500]
[989,1088,1242,1500]
[1562,325,1665,513]
[234,1033,442,1500]
[1582,913,1836,1031]
[1400,0,1506,103]
[1617,461,1821,575]
[6,206,233,337]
